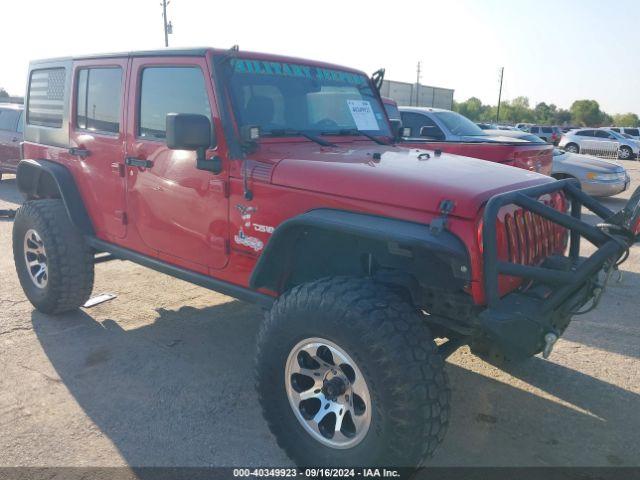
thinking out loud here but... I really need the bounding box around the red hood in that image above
[257,141,555,219]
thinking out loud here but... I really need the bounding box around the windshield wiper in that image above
[266,129,336,147]
[323,129,392,146]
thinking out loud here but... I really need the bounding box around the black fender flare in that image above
[250,208,470,293]
[16,159,95,235]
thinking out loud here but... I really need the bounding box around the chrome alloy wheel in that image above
[619,147,632,159]
[23,229,48,288]
[285,337,372,449]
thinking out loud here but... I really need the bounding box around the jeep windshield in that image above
[220,57,391,139]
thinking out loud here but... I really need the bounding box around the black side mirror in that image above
[420,125,445,140]
[389,119,402,141]
[166,113,221,174]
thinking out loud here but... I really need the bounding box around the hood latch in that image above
[430,199,455,235]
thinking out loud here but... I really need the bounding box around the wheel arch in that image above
[16,159,94,235]
[250,209,471,297]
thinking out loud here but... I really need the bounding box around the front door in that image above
[124,57,229,271]
[69,59,128,239]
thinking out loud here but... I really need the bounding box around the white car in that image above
[608,127,640,140]
[558,128,640,160]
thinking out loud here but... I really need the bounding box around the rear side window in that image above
[16,111,24,133]
[530,126,539,133]
[0,108,20,131]
[610,128,620,132]
[76,67,122,134]
[384,102,401,121]
[138,67,211,139]
[400,112,437,137]
[625,128,639,136]
[542,127,552,133]
[576,130,594,137]
[27,68,65,128]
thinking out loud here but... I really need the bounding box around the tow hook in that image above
[542,332,558,359]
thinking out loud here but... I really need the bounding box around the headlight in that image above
[586,172,624,181]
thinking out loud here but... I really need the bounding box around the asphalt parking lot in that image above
[0,164,639,468]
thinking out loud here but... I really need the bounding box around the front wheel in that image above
[255,277,450,467]
[618,146,633,160]
[565,143,579,154]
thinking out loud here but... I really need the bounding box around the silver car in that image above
[552,148,629,197]
[398,107,531,143]
[486,129,630,197]
[608,127,640,140]
[558,128,640,160]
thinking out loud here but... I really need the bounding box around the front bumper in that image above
[477,179,638,360]
[582,176,629,197]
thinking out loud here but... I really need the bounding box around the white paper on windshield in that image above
[347,100,379,131]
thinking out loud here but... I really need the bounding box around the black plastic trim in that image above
[87,237,274,307]
[16,159,95,235]
[250,208,470,291]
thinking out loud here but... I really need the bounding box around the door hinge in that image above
[111,162,125,177]
[430,199,455,235]
[208,179,229,198]
[115,210,128,225]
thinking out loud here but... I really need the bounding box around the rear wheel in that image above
[565,143,579,153]
[255,277,450,467]
[618,146,633,160]
[13,199,94,314]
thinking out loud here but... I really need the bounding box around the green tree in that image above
[554,108,572,125]
[612,112,639,127]
[0,88,9,98]
[570,99,606,126]
[453,97,487,121]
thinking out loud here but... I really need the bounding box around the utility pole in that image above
[415,61,421,107]
[161,0,171,47]
[496,67,504,123]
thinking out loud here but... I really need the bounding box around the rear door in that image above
[594,129,618,155]
[70,59,128,239]
[124,56,229,271]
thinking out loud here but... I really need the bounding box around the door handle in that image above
[68,147,91,158]
[125,157,154,168]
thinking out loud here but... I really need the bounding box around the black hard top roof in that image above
[30,47,212,64]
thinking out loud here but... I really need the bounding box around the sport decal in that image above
[234,204,270,252]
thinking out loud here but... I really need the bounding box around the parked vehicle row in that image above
[477,129,629,197]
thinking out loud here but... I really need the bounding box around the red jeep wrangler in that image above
[13,47,640,467]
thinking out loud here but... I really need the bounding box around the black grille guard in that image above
[482,179,640,310]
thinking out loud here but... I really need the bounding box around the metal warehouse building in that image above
[380,80,454,110]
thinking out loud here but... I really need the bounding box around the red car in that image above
[13,48,639,467]
[0,103,23,180]
[382,97,553,175]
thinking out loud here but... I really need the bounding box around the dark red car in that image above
[12,48,640,467]
[382,97,553,175]
[0,103,23,180]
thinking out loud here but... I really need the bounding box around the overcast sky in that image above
[2,0,639,114]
